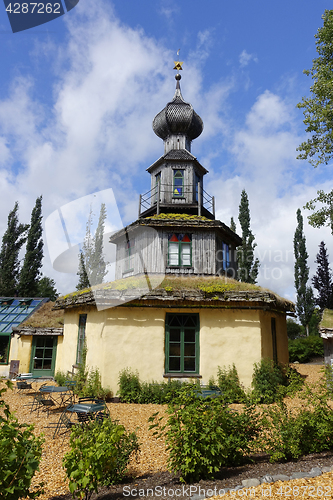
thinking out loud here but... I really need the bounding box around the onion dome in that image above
[152,74,203,142]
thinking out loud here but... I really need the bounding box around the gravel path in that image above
[2,363,333,500]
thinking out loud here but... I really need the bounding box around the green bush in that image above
[82,368,112,400]
[149,387,258,483]
[63,418,139,500]
[216,364,246,403]
[0,381,44,499]
[117,368,141,403]
[54,370,67,387]
[258,381,333,462]
[117,369,184,404]
[288,336,324,363]
[251,358,288,404]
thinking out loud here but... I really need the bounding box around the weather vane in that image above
[173,49,183,71]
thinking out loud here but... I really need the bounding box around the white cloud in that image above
[239,49,258,67]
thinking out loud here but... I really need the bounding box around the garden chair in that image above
[51,408,76,442]
[16,380,32,394]
[30,391,56,417]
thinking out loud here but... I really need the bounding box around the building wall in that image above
[58,305,288,395]
[260,310,289,365]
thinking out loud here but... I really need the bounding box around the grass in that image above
[20,301,64,328]
[320,309,333,329]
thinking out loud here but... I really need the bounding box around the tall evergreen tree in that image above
[294,209,315,335]
[37,276,59,301]
[0,202,29,296]
[18,196,43,297]
[237,190,260,283]
[230,217,237,233]
[76,203,108,290]
[312,241,333,310]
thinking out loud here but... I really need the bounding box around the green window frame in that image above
[124,238,135,272]
[168,234,192,267]
[76,314,87,365]
[0,335,10,365]
[165,313,199,374]
[173,170,184,197]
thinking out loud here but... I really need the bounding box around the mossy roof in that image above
[55,275,294,312]
[320,309,333,329]
[19,301,64,328]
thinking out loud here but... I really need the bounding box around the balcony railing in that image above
[138,183,215,217]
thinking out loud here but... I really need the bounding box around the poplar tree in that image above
[76,203,108,290]
[312,241,333,310]
[294,209,315,335]
[237,190,260,283]
[230,217,237,233]
[37,276,59,301]
[0,202,29,296]
[18,196,43,297]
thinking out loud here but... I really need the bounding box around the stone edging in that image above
[190,465,333,499]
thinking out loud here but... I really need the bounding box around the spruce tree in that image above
[76,251,90,290]
[237,190,260,283]
[294,209,315,334]
[0,202,29,296]
[312,241,333,310]
[18,196,43,297]
[37,276,59,301]
[76,203,108,290]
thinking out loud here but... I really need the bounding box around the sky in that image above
[0,0,332,302]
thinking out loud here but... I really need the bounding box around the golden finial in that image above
[173,49,183,71]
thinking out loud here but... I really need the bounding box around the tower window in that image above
[124,238,135,272]
[173,170,184,197]
[165,313,199,374]
[168,234,192,267]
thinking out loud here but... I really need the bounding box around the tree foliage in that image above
[76,204,108,290]
[296,10,333,231]
[37,276,58,301]
[0,202,29,296]
[19,196,43,297]
[0,381,44,499]
[312,241,333,310]
[297,10,333,166]
[293,209,315,334]
[230,216,236,233]
[237,190,260,283]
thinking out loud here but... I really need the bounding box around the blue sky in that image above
[0,0,332,299]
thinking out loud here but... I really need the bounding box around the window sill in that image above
[163,373,201,378]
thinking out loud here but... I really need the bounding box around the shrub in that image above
[288,336,324,363]
[117,369,184,404]
[54,370,67,387]
[117,368,141,403]
[0,380,44,499]
[149,387,259,483]
[259,381,333,462]
[216,364,246,403]
[82,368,112,400]
[63,418,139,500]
[251,358,288,404]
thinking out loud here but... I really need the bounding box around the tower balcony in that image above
[138,183,215,220]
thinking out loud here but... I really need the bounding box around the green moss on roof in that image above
[320,309,333,329]
[20,301,64,328]
[146,213,209,221]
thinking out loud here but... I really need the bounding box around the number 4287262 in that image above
[6,3,61,14]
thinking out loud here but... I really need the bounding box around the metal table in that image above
[39,386,74,407]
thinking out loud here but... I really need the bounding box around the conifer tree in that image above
[18,196,43,297]
[0,202,29,296]
[230,217,237,233]
[312,241,333,310]
[76,203,108,290]
[294,209,315,334]
[237,190,260,283]
[37,276,59,301]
